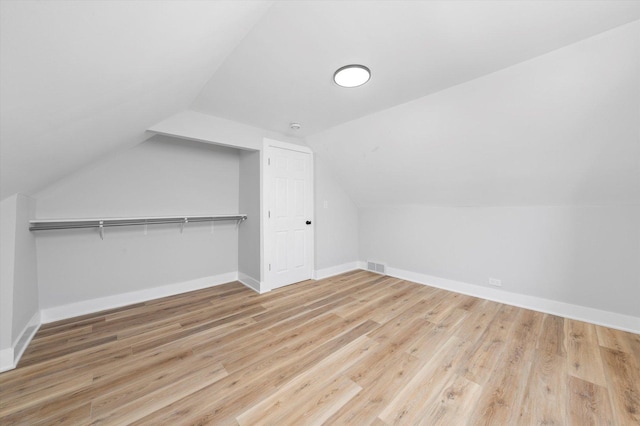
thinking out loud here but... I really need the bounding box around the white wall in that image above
[306,21,640,327]
[314,157,359,271]
[0,196,17,352]
[34,135,240,310]
[12,194,39,339]
[31,110,358,312]
[0,193,39,370]
[238,150,261,283]
[360,205,640,318]
[151,111,361,279]
[36,134,240,219]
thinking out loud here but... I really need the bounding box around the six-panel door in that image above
[266,146,313,289]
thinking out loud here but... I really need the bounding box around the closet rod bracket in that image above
[236,216,247,229]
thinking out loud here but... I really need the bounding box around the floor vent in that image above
[366,261,386,275]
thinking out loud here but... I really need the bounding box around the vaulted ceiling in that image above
[194,0,640,137]
[307,21,640,206]
[0,0,272,199]
[1,1,639,205]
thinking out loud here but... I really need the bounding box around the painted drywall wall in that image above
[35,134,240,219]
[305,20,639,322]
[238,150,262,283]
[11,194,39,342]
[150,112,362,278]
[0,193,38,369]
[360,205,640,318]
[307,21,639,207]
[314,157,359,271]
[0,195,17,352]
[35,135,241,309]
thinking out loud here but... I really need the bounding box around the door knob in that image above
[306,220,312,225]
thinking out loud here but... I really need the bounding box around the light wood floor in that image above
[1,271,638,425]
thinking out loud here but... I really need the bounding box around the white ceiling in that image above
[307,21,640,206]
[1,1,638,207]
[0,0,271,199]
[193,1,640,137]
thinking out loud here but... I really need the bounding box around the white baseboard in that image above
[8,265,634,373]
[0,310,41,372]
[386,266,640,334]
[314,261,362,280]
[238,272,263,293]
[40,272,238,324]
[13,311,40,368]
[0,348,13,373]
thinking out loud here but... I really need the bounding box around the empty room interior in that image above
[1,1,639,424]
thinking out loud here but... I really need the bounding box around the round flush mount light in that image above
[333,64,371,88]
[290,122,301,130]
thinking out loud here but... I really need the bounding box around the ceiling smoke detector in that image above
[290,122,301,130]
[333,64,371,88]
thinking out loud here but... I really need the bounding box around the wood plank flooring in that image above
[1,270,638,425]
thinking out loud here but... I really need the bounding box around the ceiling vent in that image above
[366,261,386,275]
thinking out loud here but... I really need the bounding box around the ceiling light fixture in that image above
[290,122,301,130]
[333,64,371,88]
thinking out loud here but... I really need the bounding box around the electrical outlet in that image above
[489,278,502,287]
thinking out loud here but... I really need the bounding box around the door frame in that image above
[261,138,314,292]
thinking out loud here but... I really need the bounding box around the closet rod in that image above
[29,214,247,232]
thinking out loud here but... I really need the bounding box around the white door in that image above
[264,143,313,290]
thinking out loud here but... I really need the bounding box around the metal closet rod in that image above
[29,214,248,232]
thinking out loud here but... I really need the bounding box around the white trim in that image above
[263,138,313,154]
[259,147,266,294]
[0,348,13,373]
[12,311,40,368]
[385,266,640,334]
[238,272,264,294]
[40,272,238,323]
[306,263,639,333]
[148,130,257,152]
[1,311,41,372]
[315,262,362,280]
[261,142,268,288]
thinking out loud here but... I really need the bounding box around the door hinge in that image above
[268,158,271,165]
[268,210,271,218]
[269,264,271,271]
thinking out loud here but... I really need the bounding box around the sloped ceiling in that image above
[0,0,271,199]
[307,21,640,206]
[2,1,638,207]
[193,0,640,137]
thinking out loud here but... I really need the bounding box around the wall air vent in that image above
[366,261,386,275]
